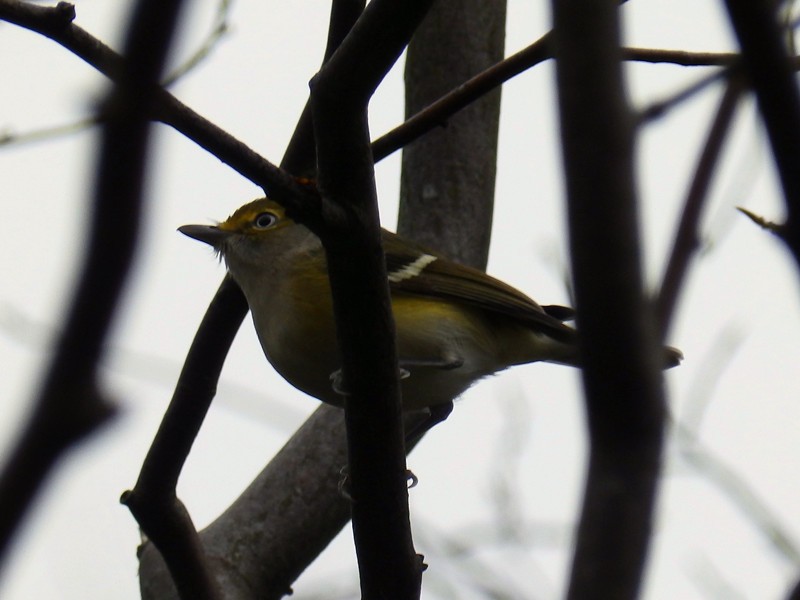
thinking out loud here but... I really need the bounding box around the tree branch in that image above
[373,41,753,162]
[123,277,247,600]
[723,0,800,269]
[398,0,506,269]
[309,0,435,596]
[133,2,365,597]
[0,0,316,215]
[551,1,668,598]
[0,0,189,581]
[656,76,744,338]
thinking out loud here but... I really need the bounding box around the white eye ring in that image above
[254,212,278,229]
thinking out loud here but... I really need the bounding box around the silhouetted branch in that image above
[161,0,232,87]
[787,575,800,600]
[122,277,246,600]
[134,2,364,597]
[724,0,800,268]
[373,39,755,162]
[0,0,190,583]
[0,40,763,152]
[139,404,354,600]
[0,0,314,210]
[638,68,732,123]
[657,76,744,338]
[310,0,435,595]
[552,1,668,598]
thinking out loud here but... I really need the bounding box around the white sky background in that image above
[0,0,799,598]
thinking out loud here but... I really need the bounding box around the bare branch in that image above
[309,0,436,595]
[656,76,745,338]
[123,277,246,600]
[551,1,668,598]
[724,0,800,267]
[0,0,315,213]
[161,0,232,88]
[134,2,364,597]
[0,0,192,584]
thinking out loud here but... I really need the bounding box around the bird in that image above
[179,197,681,410]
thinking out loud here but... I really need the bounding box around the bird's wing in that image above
[382,230,577,344]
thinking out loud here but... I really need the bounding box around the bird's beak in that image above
[178,224,230,247]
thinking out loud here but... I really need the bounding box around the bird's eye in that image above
[253,212,277,229]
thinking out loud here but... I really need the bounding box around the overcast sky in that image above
[0,1,798,598]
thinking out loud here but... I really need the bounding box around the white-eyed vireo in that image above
[179,198,681,410]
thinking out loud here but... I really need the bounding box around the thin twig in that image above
[736,206,788,237]
[374,44,758,161]
[638,68,732,124]
[675,422,800,564]
[0,0,316,216]
[656,76,745,338]
[161,0,232,87]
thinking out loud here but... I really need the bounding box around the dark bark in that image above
[656,78,743,338]
[551,2,667,599]
[399,0,507,270]
[723,0,800,269]
[310,1,437,596]
[0,0,187,579]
